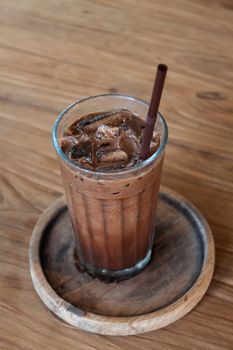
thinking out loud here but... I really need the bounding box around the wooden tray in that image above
[29,188,215,336]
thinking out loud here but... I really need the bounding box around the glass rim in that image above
[52,93,168,178]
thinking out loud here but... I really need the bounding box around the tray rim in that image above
[29,187,215,336]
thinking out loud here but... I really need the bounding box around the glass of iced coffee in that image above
[53,94,168,281]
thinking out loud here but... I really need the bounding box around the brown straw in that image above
[139,64,168,160]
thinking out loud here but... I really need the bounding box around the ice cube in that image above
[96,149,128,164]
[120,130,139,156]
[94,125,122,152]
[150,132,160,154]
[82,109,133,132]
[60,136,78,153]
[68,138,92,160]
[95,125,121,139]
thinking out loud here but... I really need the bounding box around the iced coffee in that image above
[53,94,168,281]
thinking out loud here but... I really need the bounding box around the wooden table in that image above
[1,0,233,349]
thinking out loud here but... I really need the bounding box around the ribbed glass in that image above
[53,94,168,281]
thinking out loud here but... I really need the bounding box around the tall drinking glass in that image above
[53,94,168,281]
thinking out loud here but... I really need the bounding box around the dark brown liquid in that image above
[60,108,160,172]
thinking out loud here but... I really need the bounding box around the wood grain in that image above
[29,189,214,335]
[0,0,233,347]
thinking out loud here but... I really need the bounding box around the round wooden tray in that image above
[29,187,215,336]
